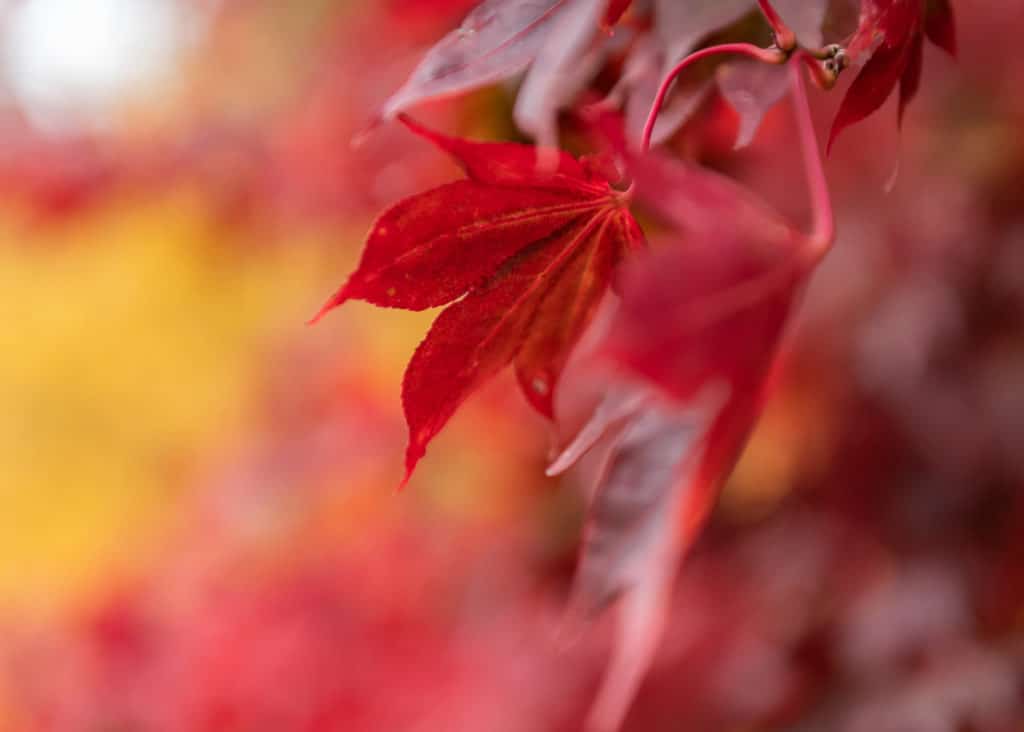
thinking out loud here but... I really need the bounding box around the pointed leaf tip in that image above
[395,112,428,139]
[376,0,565,121]
[547,386,650,476]
[828,0,952,147]
[924,0,956,57]
[307,287,351,325]
[396,113,594,186]
[825,124,839,156]
[350,117,380,149]
[397,469,413,492]
[401,440,426,489]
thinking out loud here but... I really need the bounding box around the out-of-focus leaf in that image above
[717,61,791,148]
[555,140,814,729]
[714,0,829,149]
[619,0,753,145]
[381,0,634,149]
[379,0,568,120]
[515,0,615,152]
[625,0,828,147]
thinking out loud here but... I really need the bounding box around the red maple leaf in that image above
[312,116,644,484]
[828,0,956,151]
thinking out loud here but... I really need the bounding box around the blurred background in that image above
[0,0,1021,729]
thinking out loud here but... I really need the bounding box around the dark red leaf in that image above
[924,0,956,56]
[314,118,645,483]
[828,0,921,152]
[828,0,957,151]
[403,210,624,477]
[899,33,924,126]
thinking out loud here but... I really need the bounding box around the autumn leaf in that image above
[715,0,831,149]
[551,144,813,730]
[379,0,564,120]
[513,0,618,152]
[379,0,631,147]
[552,385,748,732]
[828,0,956,151]
[718,60,792,149]
[602,168,804,403]
[377,0,643,153]
[618,0,753,145]
[312,116,644,484]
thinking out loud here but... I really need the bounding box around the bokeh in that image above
[0,1,1021,730]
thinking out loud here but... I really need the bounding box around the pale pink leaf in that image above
[586,562,673,732]
[717,61,790,148]
[771,0,829,48]
[514,0,611,151]
[379,0,568,120]
[654,0,752,67]
[570,407,699,617]
[546,384,652,477]
[619,0,752,144]
[569,394,724,731]
[715,0,832,150]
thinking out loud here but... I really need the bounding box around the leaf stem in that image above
[789,60,833,258]
[755,0,795,51]
[641,43,785,153]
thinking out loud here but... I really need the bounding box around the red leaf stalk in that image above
[789,59,834,257]
[755,0,796,51]
[641,43,786,153]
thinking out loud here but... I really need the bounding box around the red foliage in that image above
[828,0,956,150]
[313,115,645,483]
[4,1,1000,730]
[539,130,819,727]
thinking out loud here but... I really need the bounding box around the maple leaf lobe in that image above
[828,0,957,152]
[314,116,645,484]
